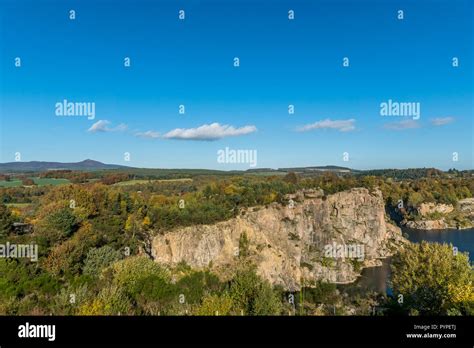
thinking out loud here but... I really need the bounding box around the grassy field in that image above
[113,178,193,186]
[34,178,70,186]
[0,180,22,187]
[246,171,287,176]
[5,203,32,208]
[0,177,70,187]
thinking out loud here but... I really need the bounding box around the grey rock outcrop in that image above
[152,188,405,291]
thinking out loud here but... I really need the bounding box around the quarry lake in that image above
[343,227,474,295]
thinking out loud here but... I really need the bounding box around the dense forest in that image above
[0,170,473,315]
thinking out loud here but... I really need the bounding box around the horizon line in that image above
[0,159,472,172]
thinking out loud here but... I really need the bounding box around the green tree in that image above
[133,274,178,314]
[79,285,133,315]
[0,203,13,238]
[391,241,473,315]
[196,294,233,315]
[229,264,282,315]
[107,256,170,296]
[83,246,122,277]
[406,191,424,209]
[46,208,77,237]
[175,270,223,304]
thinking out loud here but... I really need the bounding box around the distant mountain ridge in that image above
[246,165,354,173]
[1,160,460,176]
[0,159,132,172]
[278,165,354,173]
[0,159,358,173]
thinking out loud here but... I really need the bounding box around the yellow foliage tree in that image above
[448,282,474,304]
[142,216,151,228]
[78,299,105,315]
[195,294,233,316]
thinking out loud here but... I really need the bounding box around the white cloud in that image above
[430,117,454,126]
[162,123,257,141]
[135,130,160,139]
[88,120,127,133]
[383,120,420,130]
[114,123,128,132]
[297,119,356,132]
[88,120,110,132]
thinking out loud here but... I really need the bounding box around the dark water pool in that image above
[341,228,474,295]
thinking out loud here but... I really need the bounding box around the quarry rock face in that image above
[459,198,474,217]
[417,202,454,216]
[152,188,405,291]
[404,200,474,230]
[405,219,449,230]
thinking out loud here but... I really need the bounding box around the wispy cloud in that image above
[162,123,257,141]
[114,123,128,132]
[88,120,109,132]
[383,120,420,130]
[135,130,160,139]
[297,119,356,132]
[88,120,127,133]
[430,117,454,126]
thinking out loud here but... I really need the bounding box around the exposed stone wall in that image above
[152,188,405,291]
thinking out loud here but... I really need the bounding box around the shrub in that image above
[83,246,121,277]
[229,264,282,315]
[108,256,170,296]
[196,294,233,316]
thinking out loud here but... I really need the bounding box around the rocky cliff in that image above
[151,188,405,291]
[405,219,449,230]
[403,200,474,230]
[417,202,454,216]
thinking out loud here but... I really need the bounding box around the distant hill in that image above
[277,165,355,173]
[0,159,132,172]
[246,165,355,174]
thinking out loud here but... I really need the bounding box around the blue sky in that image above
[0,0,472,170]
